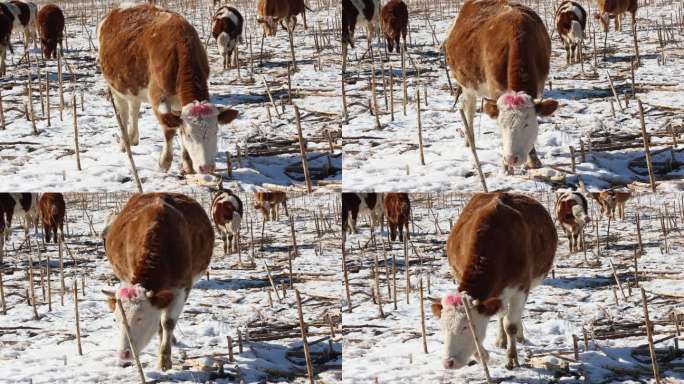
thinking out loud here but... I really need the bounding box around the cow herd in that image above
[341,187,634,371]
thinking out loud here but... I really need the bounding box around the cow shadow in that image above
[194,277,271,291]
[543,274,614,290]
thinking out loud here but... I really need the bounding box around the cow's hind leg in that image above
[496,314,507,349]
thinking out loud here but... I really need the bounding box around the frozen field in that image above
[342,192,684,383]
[342,0,684,193]
[0,192,342,383]
[0,0,341,192]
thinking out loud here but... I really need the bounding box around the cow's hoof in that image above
[496,337,507,349]
[158,357,172,371]
[526,158,542,169]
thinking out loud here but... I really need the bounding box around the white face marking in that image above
[438,301,490,369]
[496,94,539,167]
[180,102,220,173]
[113,286,162,361]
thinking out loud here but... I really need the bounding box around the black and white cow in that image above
[342,193,384,234]
[0,193,39,241]
[342,0,380,49]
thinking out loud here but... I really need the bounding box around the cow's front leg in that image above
[462,92,477,147]
[181,147,194,175]
[111,91,130,152]
[158,291,186,371]
[526,147,542,169]
[160,128,174,172]
[127,99,141,146]
[504,291,527,369]
[496,314,507,349]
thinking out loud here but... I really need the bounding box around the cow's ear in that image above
[483,100,499,118]
[149,290,174,308]
[476,298,501,316]
[102,290,116,312]
[160,113,183,128]
[535,99,559,116]
[218,108,238,124]
[430,298,443,318]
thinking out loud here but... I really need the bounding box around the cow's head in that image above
[484,91,558,172]
[257,16,279,36]
[160,100,238,174]
[431,292,500,369]
[103,285,175,363]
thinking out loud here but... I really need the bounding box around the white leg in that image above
[158,290,187,371]
[504,291,527,369]
[462,92,477,147]
[160,129,174,172]
[112,92,130,152]
[127,99,141,146]
[496,314,507,348]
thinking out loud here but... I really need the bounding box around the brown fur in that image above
[105,193,214,299]
[257,0,306,36]
[446,192,557,314]
[38,193,65,244]
[380,0,408,53]
[594,0,637,32]
[383,193,410,242]
[590,191,631,220]
[254,192,288,221]
[445,0,551,99]
[37,4,64,59]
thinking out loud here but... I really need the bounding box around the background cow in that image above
[212,6,243,69]
[445,0,559,174]
[257,0,307,37]
[254,191,288,221]
[0,4,14,76]
[38,192,65,244]
[37,3,64,59]
[342,193,384,234]
[342,0,380,49]
[555,0,586,64]
[98,4,238,175]
[383,193,410,242]
[0,193,39,240]
[555,191,589,252]
[102,193,214,371]
[595,0,637,33]
[431,192,557,370]
[591,190,631,220]
[5,1,37,47]
[211,188,243,254]
[380,0,407,54]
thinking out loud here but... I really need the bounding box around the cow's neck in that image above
[176,43,209,107]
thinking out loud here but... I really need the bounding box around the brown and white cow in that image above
[38,192,65,244]
[380,0,407,53]
[254,191,288,221]
[445,0,559,174]
[212,6,243,69]
[555,191,589,252]
[0,4,14,75]
[590,190,631,220]
[98,4,239,175]
[595,0,637,34]
[342,0,380,49]
[4,1,37,47]
[257,0,307,37]
[555,1,587,64]
[383,193,410,242]
[102,193,214,371]
[211,188,243,254]
[37,3,63,59]
[0,193,39,240]
[431,192,557,370]
[342,193,384,234]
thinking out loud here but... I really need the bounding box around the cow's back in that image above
[105,193,213,293]
[447,193,556,301]
[98,4,209,98]
[384,193,410,223]
[445,0,550,97]
[37,4,63,36]
[39,193,65,223]
[599,0,637,14]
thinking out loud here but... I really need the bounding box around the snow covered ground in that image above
[342,0,684,193]
[342,192,684,383]
[0,0,341,192]
[0,191,342,383]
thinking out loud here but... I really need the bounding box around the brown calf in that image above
[254,191,288,221]
[591,190,631,220]
[211,188,243,254]
[380,0,408,53]
[342,0,380,49]
[383,192,410,242]
[431,192,557,370]
[98,4,238,175]
[595,0,637,33]
[103,193,213,371]
[554,1,587,64]
[445,0,558,173]
[38,192,65,244]
[37,3,64,59]
[555,191,589,252]
[257,0,307,37]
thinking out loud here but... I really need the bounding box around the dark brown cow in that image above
[342,193,384,234]
[554,1,587,64]
[102,193,214,371]
[254,191,288,221]
[342,0,380,49]
[212,6,243,69]
[211,188,243,254]
[37,3,64,59]
[0,4,14,75]
[383,193,410,242]
[38,192,65,244]
[257,0,307,37]
[445,0,559,173]
[431,192,557,370]
[380,0,407,53]
[98,4,238,175]
[554,191,589,252]
[590,190,631,220]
